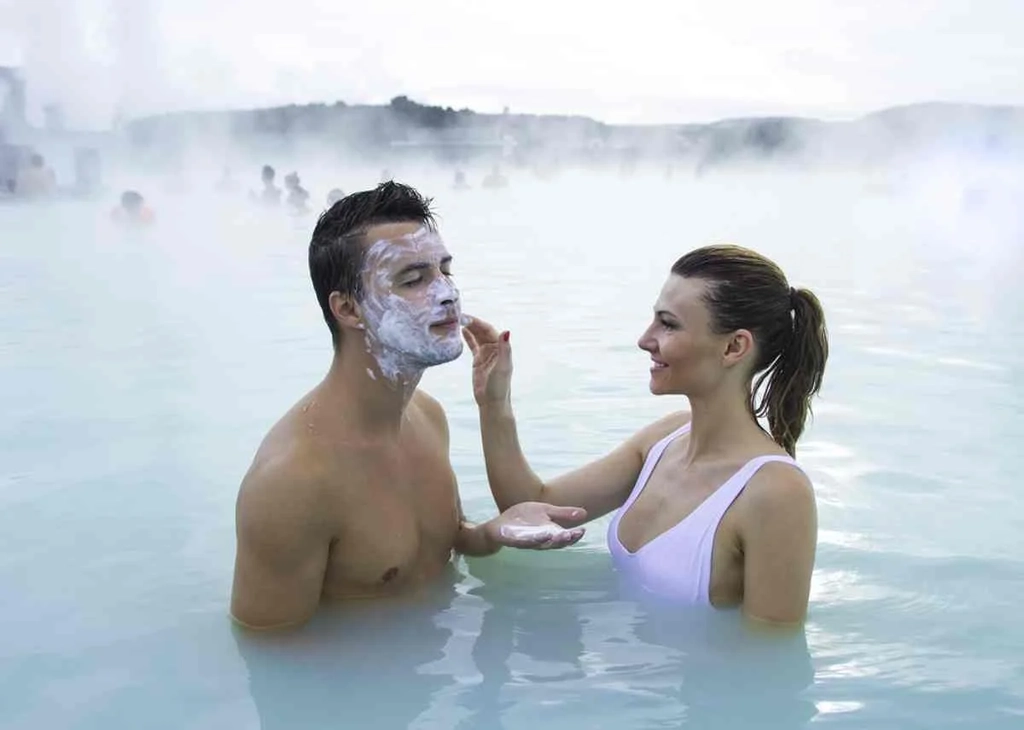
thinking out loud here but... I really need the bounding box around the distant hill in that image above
[124,96,1024,170]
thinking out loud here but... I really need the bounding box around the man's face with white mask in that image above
[359,223,463,382]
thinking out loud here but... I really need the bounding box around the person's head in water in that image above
[638,244,828,456]
[309,181,462,381]
[120,190,144,214]
[261,165,275,186]
[326,188,345,207]
[113,189,155,226]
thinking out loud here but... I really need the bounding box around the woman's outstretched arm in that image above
[464,315,688,519]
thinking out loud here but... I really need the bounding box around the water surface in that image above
[2,168,1022,728]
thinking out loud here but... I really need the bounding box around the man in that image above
[284,171,311,213]
[253,164,281,206]
[231,182,587,630]
[110,190,155,226]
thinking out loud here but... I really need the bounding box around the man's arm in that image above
[230,465,331,631]
[454,499,502,557]
[739,463,818,627]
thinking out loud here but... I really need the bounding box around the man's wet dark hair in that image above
[308,181,436,347]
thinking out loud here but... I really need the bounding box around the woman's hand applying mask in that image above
[462,315,513,407]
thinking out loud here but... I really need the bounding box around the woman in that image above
[462,245,829,625]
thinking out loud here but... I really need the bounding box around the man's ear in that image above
[329,291,363,331]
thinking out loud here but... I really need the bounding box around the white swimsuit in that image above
[607,423,805,604]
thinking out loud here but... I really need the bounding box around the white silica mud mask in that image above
[499,525,571,541]
[360,227,463,383]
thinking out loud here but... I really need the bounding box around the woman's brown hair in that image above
[672,245,829,455]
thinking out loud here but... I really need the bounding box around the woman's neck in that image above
[683,383,766,463]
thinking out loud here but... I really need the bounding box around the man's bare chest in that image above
[320,457,460,598]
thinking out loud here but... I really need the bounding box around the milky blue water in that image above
[2,166,1023,729]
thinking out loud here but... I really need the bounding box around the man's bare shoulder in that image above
[410,389,449,434]
[238,442,330,522]
[411,389,445,418]
[237,405,346,524]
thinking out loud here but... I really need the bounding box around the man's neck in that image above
[321,348,423,437]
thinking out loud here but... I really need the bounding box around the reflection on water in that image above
[235,571,460,729]
[2,168,1023,728]
[235,553,816,729]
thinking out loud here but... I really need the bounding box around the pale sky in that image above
[2,0,1023,127]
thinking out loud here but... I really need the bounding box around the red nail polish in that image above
[502,331,510,342]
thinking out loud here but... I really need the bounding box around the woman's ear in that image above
[722,328,755,368]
